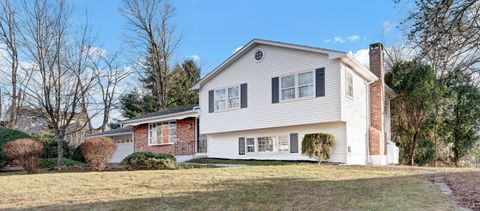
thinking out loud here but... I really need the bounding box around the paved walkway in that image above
[434,176,471,211]
[184,163,250,167]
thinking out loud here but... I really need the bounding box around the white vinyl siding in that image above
[207,122,347,163]
[200,44,342,134]
[341,64,369,165]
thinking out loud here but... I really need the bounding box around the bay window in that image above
[148,121,177,145]
[280,71,314,101]
[215,85,240,111]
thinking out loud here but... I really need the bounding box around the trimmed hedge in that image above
[3,138,44,173]
[0,128,31,168]
[301,133,335,163]
[122,151,176,170]
[81,137,117,171]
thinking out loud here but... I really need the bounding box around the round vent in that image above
[254,49,264,62]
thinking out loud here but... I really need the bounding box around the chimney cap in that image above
[369,43,383,50]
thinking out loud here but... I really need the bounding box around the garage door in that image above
[110,135,134,163]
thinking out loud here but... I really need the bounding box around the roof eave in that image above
[341,55,378,82]
[121,110,199,126]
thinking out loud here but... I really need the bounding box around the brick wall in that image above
[133,117,196,156]
[369,43,385,156]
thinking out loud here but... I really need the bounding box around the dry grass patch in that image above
[0,164,464,210]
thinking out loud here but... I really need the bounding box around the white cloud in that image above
[324,35,362,44]
[349,48,370,69]
[383,21,391,35]
[87,46,107,59]
[347,35,360,42]
[233,46,243,54]
[333,36,345,44]
[187,54,200,61]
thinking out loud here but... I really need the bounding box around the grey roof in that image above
[88,125,133,137]
[121,104,198,123]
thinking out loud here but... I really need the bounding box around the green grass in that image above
[39,158,83,169]
[0,164,468,210]
[188,158,315,165]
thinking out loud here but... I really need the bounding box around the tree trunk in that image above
[57,130,65,170]
[407,131,419,165]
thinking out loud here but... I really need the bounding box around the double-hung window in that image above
[280,71,314,101]
[148,121,177,145]
[246,138,255,153]
[215,86,240,111]
[346,71,353,98]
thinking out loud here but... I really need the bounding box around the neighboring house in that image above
[92,39,399,165]
[89,105,201,163]
[193,39,398,165]
[4,107,89,146]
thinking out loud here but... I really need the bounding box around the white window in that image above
[278,136,289,153]
[298,72,314,98]
[215,86,240,111]
[257,136,276,153]
[346,71,353,98]
[246,138,255,153]
[280,71,314,101]
[148,121,177,145]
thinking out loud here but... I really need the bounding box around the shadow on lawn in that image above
[21,173,461,211]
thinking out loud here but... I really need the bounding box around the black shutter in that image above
[208,90,214,113]
[290,133,299,153]
[316,68,325,97]
[241,83,248,108]
[272,77,279,103]
[239,137,245,155]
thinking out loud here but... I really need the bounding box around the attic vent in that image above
[254,49,264,62]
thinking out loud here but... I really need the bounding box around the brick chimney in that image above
[368,43,386,165]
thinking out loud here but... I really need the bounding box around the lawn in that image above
[0,164,476,210]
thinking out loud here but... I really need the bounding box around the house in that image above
[5,107,89,146]
[93,39,399,165]
[89,105,201,163]
[193,39,398,165]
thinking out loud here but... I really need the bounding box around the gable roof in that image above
[120,105,199,125]
[192,39,378,90]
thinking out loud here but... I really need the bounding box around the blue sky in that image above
[71,0,414,76]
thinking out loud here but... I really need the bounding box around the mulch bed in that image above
[443,171,480,210]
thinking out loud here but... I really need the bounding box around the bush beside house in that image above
[81,137,117,171]
[302,133,335,164]
[0,128,31,169]
[122,151,177,170]
[3,139,44,173]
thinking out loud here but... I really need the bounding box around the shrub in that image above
[122,151,176,170]
[3,139,44,173]
[301,133,335,164]
[80,137,116,171]
[0,128,30,168]
[144,158,177,170]
[39,158,83,169]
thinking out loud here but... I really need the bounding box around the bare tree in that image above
[0,0,20,128]
[405,0,480,79]
[21,0,94,169]
[90,52,130,132]
[121,0,182,110]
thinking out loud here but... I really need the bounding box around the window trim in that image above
[213,84,241,112]
[279,70,315,102]
[345,70,354,99]
[148,121,177,146]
